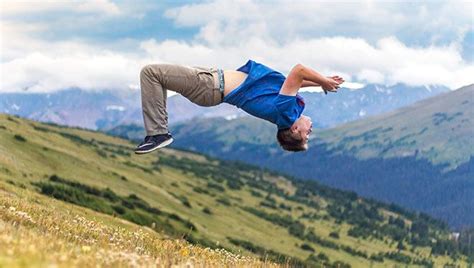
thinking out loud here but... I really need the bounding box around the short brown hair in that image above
[276,128,307,152]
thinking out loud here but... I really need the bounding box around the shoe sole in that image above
[134,138,174,154]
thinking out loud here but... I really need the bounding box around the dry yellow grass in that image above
[0,182,280,268]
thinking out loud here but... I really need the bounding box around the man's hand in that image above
[321,76,344,95]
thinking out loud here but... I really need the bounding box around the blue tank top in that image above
[223,59,305,129]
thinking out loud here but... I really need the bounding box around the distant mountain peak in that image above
[0,83,452,131]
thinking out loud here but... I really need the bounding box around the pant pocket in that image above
[185,66,221,106]
[193,66,214,75]
[186,73,215,107]
[191,91,214,107]
[197,70,212,75]
[196,89,222,106]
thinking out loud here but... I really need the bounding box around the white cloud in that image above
[0,1,473,94]
[1,50,145,93]
[2,32,472,94]
[357,69,385,85]
[164,0,473,47]
[145,35,474,89]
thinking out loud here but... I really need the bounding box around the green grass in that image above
[0,114,469,267]
[0,180,273,267]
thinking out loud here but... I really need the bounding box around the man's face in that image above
[291,115,313,143]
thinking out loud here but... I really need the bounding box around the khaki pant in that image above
[140,63,224,136]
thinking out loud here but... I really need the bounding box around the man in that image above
[135,59,344,154]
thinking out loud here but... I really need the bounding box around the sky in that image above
[0,0,473,95]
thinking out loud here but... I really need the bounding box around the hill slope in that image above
[163,85,473,228]
[0,114,470,267]
[317,84,473,169]
[0,182,269,267]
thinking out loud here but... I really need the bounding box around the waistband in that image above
[210,68,225,99]
[217,68,225,94]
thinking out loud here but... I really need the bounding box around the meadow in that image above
[0,114,469,267]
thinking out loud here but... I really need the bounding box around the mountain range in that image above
[0,83,448,131]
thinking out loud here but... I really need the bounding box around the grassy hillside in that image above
[162,85,473,228]
[168,84,473,170]
[0,114,470,267]
[0,182,270,267]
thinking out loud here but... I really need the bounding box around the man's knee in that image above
[140,64,156,79]
[141,64,170,80]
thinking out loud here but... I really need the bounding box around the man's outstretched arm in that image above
[301,76,345,88]
[301,80,320,87]
[279,64,343,96]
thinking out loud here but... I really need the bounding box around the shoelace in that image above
[138,136,154,147]
[142,133,170,145]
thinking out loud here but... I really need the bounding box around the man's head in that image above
[276,115,313,152]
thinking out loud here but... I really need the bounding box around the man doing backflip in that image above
[135,59,344,154]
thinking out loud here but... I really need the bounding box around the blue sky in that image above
[1,0,473,93]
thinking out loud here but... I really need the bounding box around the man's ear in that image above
[290,124,298,133]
